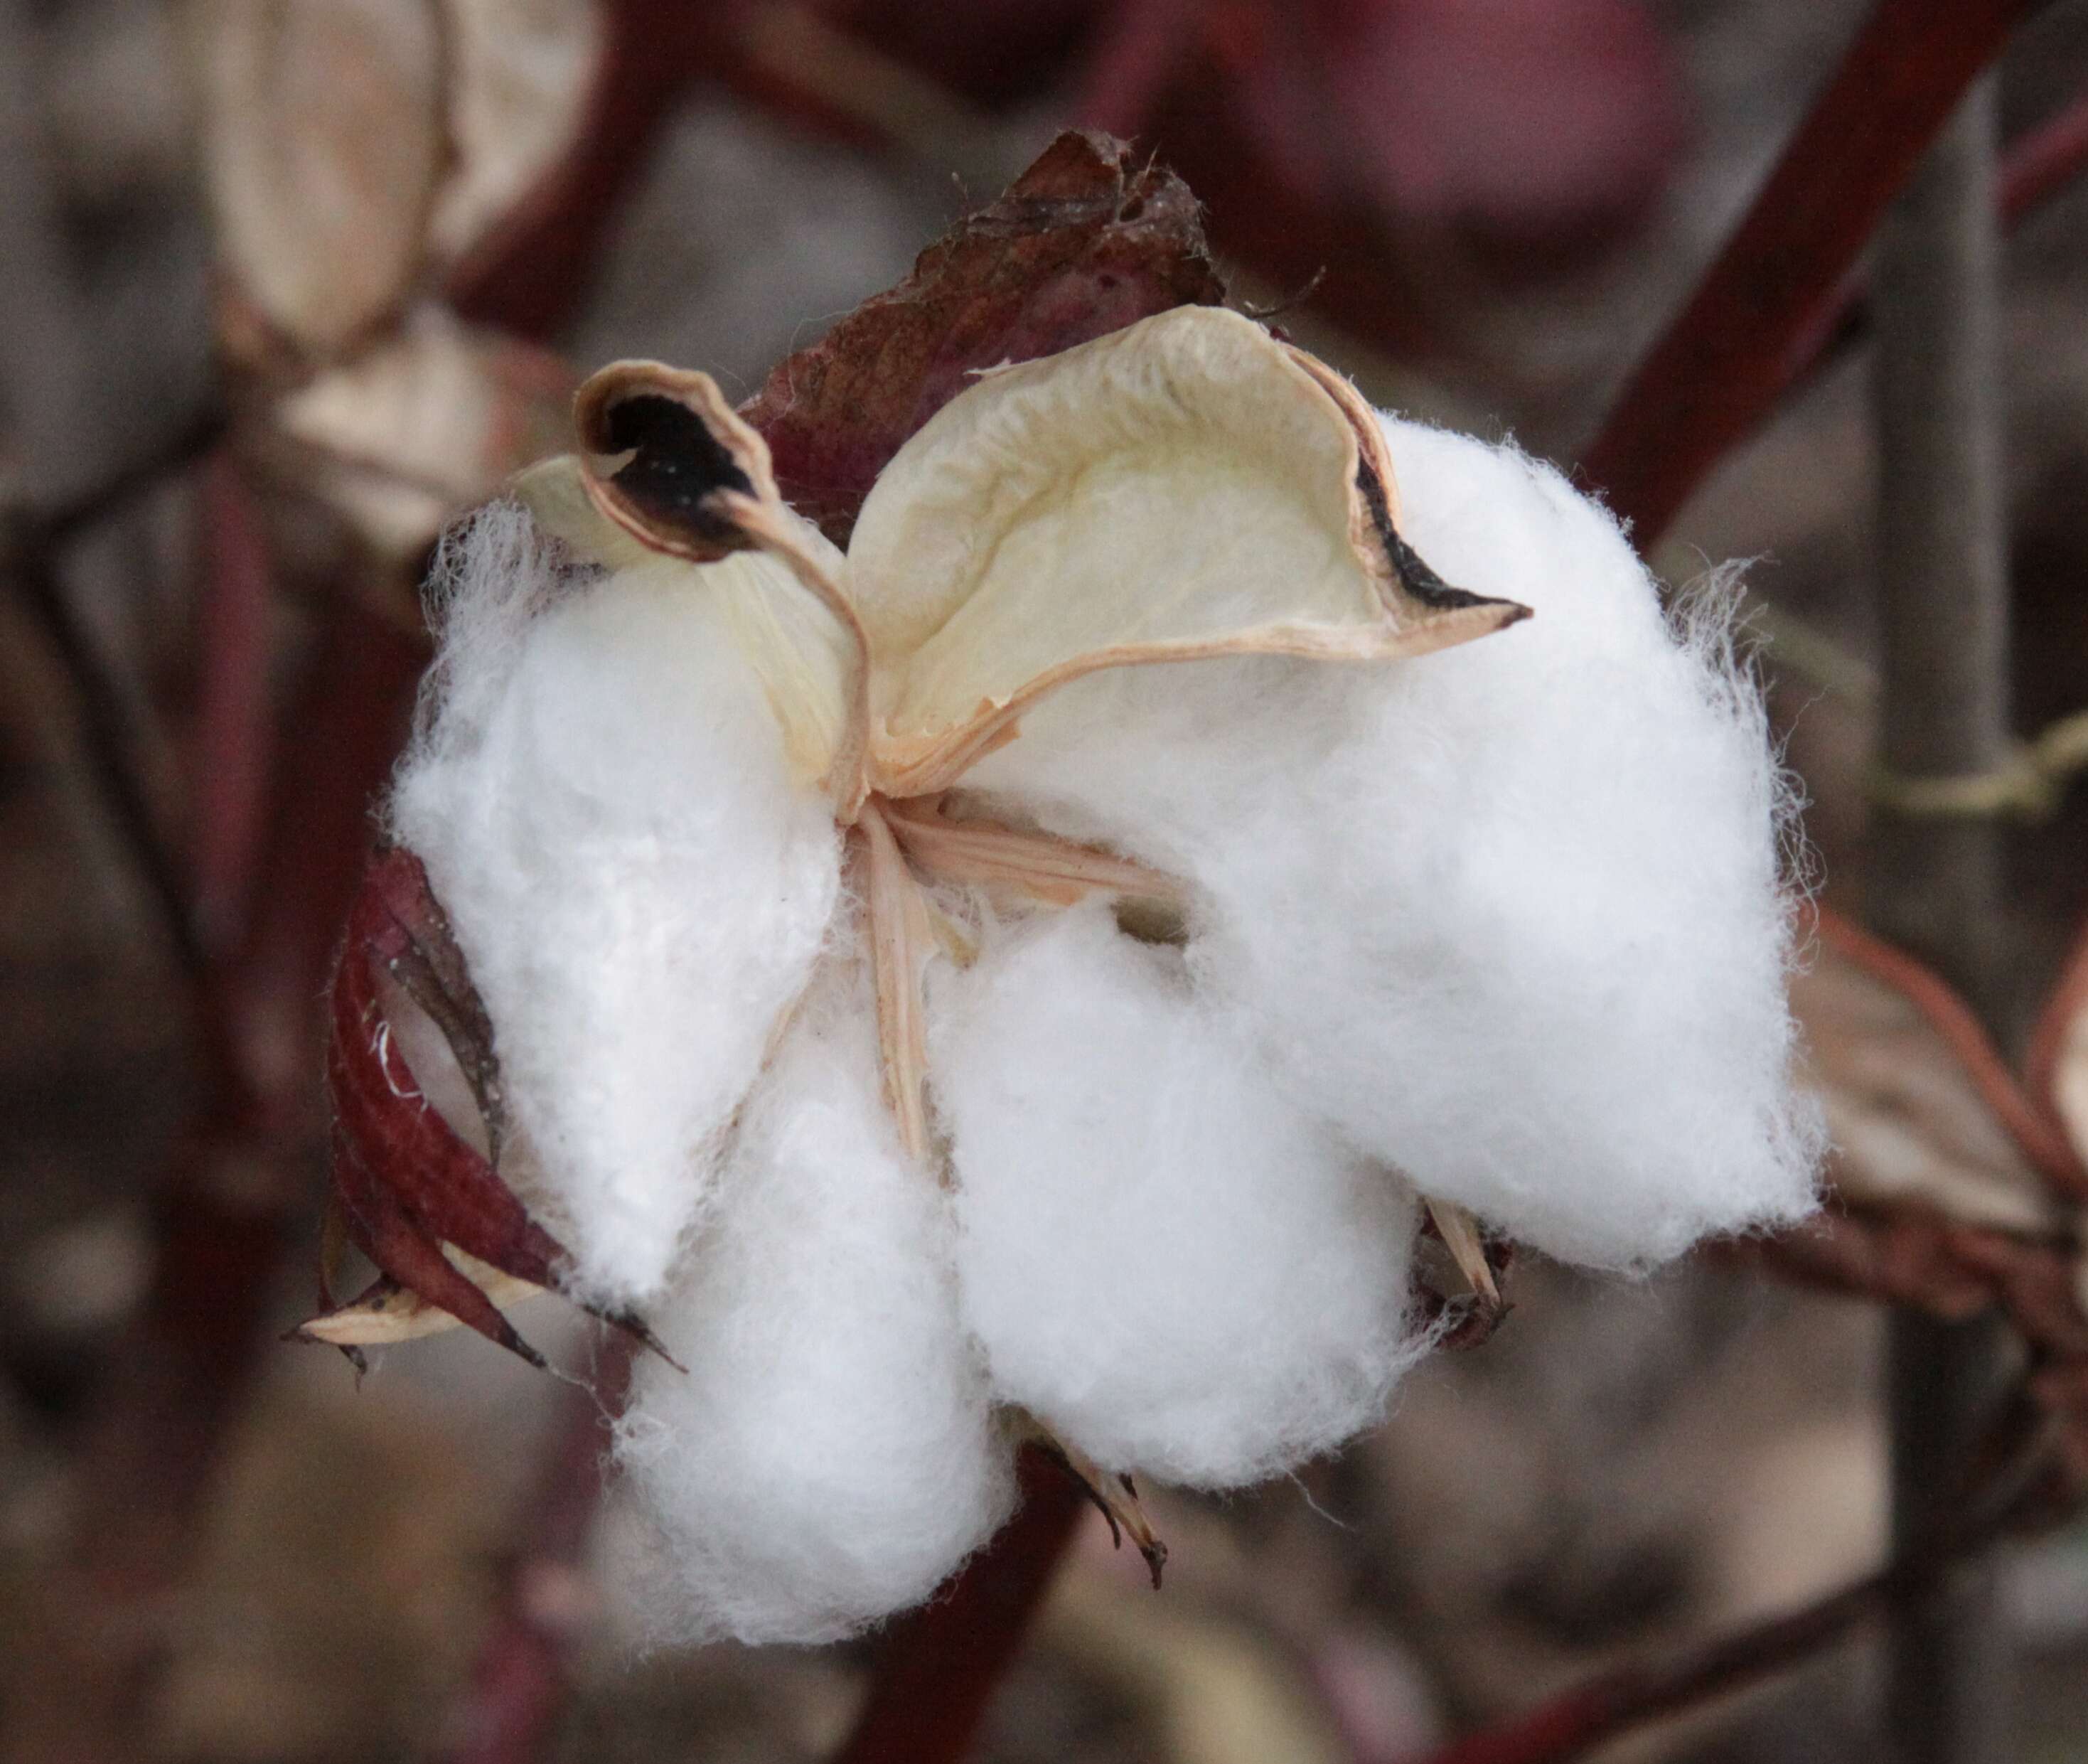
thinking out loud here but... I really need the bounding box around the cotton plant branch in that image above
[1581,0,2045,546]
[831,1451,1093,1764]
[1413,1389,2070,1764]
[437,1333,639,1764]
[0,411,230,983]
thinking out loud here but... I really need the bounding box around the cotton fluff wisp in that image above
[358,304,1821,1645]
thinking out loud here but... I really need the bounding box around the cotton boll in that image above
[612,964,1014,1647]
[930,902,1423,1487]
[960,418,1821,1271]
[389,504,842,1305]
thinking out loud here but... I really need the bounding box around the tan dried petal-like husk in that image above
[2030,929,2088,1172]
[515,307,1527,811]
[266,304,570,561]
[1794,928,2072,1235]
[299,1250,542,1347]
[181,0,444,354]
[513,449,863,793]
[850,306,1528,796]
[426,0,603,267]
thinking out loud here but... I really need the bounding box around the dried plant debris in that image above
[1793,907,2082,1234]
[737,129,1228,544]
[182,0,594,578]
[182,0,599,357]
[1744,904,2088,1494]
[310,135,1822,1644]
[299,845,667,1370]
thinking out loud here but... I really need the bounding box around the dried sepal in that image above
[883,796,1187,909]
[1423,1197,1506,1315]
[1019,1417,1168,1589]
[850,306,1531,798]
[1415,1204,1515,1349]
[1797,906,2088,1223]
[739,129,1228,544]
[573,362,786,563]
[563,365,874,810]
[2028,919,2088,1170]
[301,848,670,1367]
[298,1259,543,1351]
[425,0,604,267]
[257,306,574,568]
[182,0,446,357]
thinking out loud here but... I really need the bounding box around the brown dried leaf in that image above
[1736,1205,2088,1483]
[304,848,668,1367]
[737,129,1227,544]
[1793,907,2088,1229]
[2029,921,2088,1171]
[183,0,446,356]
[427,0,604,267]
[256,304,572,562]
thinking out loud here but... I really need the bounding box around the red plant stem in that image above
[16,597,428,1764]
[1870,78,2017,1764]
[1418,1541,1954,1764]
[1811,904,2087,1192]
[1580,0,2038,545]
[189,453,277,953]
[831,1452,1091,1764]
[439,1333,638,1764]
[7,527,205,980]
[1415,1403,2050,1764]
[2001,82,2088,223]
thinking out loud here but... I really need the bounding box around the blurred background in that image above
[6,1,2088,1760]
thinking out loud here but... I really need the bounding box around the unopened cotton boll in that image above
[960,417,1821,1272]
[612,964,1016,1646]
[929,903,1424,1486]
[388,506,842,1306]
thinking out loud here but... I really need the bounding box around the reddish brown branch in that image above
[190,454,277,951]
[445,0,710,342]
[1415,1402,2057,1764]
[439,1334,638,1764]
[832,1452,1090,1764]
[1581,0,2039,545]
[2001,82,2088,222]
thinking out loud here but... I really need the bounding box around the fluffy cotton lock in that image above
[388,505,842,1307]
[959,417,1824,1270]
[928,903,1423,1485]
[614,960,1015,1646]
[353,306,1823,1648]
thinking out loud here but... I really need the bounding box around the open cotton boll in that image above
[960,417,1821,1271]
[388,505,842,1306]
[929,902,1423,1486]
[612,963,1015,1647]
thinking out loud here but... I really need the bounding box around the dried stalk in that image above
[1416,1396,2057,1764]
[438,1333,638,1764]
[832,1450,1091,1764]
[1583,0,2038,546]
[1869,77,2017,1764]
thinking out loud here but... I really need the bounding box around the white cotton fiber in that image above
[929,902,1423,1485]
[958,417,1821,1271]
[388,503,842,1305]
[611,962,1015,1646]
